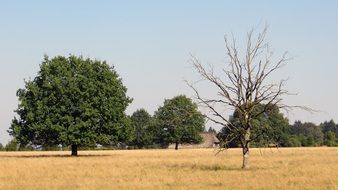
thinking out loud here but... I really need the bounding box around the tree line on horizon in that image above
[217,119,338,148]
[2,107,337,152]
[1,55,337,154]
[3,27,337,169]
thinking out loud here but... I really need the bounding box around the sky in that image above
[1,1,338,144]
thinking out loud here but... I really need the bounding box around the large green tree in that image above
[154,95,205,150]
[9,55,132,156]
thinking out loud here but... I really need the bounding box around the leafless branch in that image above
[187,26,312,154]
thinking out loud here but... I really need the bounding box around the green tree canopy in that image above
[9,55,132,155]
[325,131,337,147]
[130,108,154,148]
[290,121,324,146]
[321,120,337,133]
[218,104,289,147]
[154,95,205,150]
[321,120,338,146]
[5,139,18,151]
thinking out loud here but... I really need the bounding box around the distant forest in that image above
[214,120,338,148]
[2,119,338,151]
[3,55,337,152]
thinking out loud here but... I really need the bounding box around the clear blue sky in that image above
[1,1,338,144]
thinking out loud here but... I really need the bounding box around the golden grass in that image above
[0,147,337,190]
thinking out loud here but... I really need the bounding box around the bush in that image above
[325,131,337,147]
[5,139,18,151]
[287,136,302,147]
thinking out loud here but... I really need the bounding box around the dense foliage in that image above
[130,109,154,148]
[8,55,132,155]
[153,95,205,149]
[218,114,338,148]
[217,104,289,147]
[288,120,337,147]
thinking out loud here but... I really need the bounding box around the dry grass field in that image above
[0,147,337,190]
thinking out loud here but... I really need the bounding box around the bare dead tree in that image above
[187,26,308,169]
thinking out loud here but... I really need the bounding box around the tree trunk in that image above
[175,141,179,150]
[71,144,78,156]
[241,128,251,169]
[242,142,249,169]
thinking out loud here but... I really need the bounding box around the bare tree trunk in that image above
[242,142,250,169]
[242,128,251,169]
[71,144,78,156]
[175,141,179,150]
[187,26,302,169]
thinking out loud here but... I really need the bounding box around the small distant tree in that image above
[9,55,132,156]
[5,139,18,151]
[291,122,324,146]
[118,116,135,147]
[322,120,337,134]
[0,143,4,151]
[154,95,205,150]
[324,131,336,147]
[131,109,154,148]
[290,121,304,136]
[321,120,338,143]
[187,26,309,169]
[207,127,217,134]
[306,123,324,146]
[286,135,302,147]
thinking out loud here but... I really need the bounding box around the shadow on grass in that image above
[168,163,275,171]
[0,154,113,158]
[197,164,241,171]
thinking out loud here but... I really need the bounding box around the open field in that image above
[0,148,337,190]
